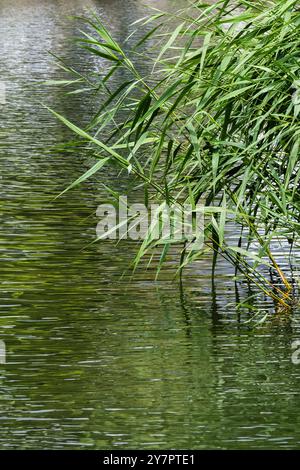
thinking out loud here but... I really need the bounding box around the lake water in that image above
[1,0,300,450]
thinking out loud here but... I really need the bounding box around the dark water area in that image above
[1,0,300,450]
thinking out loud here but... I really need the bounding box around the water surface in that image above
[1,0,300,450]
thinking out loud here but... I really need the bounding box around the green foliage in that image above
[49,1,300,308]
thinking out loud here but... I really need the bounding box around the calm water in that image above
[1,0,300,450]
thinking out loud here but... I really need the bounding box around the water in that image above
[1,0,300,450]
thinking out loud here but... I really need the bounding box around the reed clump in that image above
[50,0,300,309]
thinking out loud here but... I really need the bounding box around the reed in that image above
[49,0,300,309]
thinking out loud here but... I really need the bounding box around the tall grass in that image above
[49,0,300,309]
